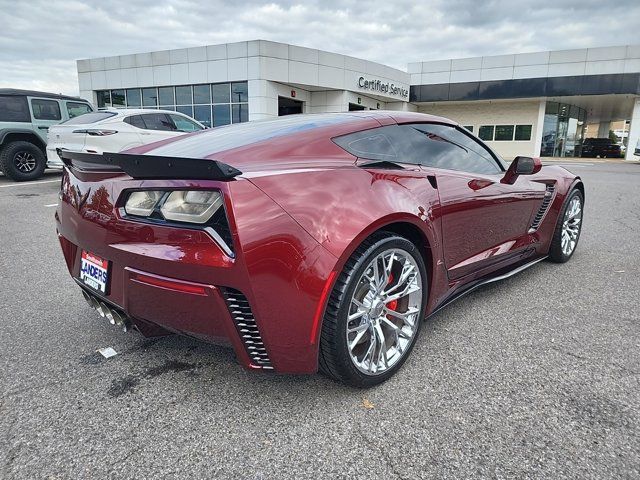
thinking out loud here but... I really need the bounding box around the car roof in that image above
[0,88,89,102]
[131,111,458,159]
[101,108,194,117]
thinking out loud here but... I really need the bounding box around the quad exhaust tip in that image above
[82,290,131,332]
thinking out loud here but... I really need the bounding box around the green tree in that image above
[609,129,619,143]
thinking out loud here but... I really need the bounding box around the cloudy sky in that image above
[1,0,639,96]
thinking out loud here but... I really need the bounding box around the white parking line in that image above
[0,179,60,188]
[44,203,58,207]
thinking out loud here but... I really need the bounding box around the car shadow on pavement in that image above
[75,260,560,410]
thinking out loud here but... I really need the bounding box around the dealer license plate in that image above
[80,250,109,293]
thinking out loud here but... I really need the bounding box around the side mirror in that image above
[501,156,542,184]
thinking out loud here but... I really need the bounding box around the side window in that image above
[140,113,175,131]
[0,95,31,122]
[31,99,62,121]
[409,124,502,175]
[333,124,502,175]
[66,102,92,119]
[333,125,428,163]
[124,115,146,129]
[334,130,397,161]
[168,114,202,133]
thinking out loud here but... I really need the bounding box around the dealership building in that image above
[77,40,640,160]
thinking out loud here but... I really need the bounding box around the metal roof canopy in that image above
[548,94,637,124]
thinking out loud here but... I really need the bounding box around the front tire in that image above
[548,189,584,263]
[0,141,46,181]
[319,233,428,387]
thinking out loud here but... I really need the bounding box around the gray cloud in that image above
[1,0,638,96]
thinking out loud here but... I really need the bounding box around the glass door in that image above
[555,112,568,157]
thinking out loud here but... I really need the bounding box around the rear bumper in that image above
[46,147,64,169]
[58,231,267,368]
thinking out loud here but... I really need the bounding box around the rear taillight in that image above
[121,189,234,257]
[124,190,223,224]
[72,129,118,136]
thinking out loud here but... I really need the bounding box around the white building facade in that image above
[77,40,411,127]
[78,41,640,161]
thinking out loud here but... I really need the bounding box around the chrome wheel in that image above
[561,195,582,256]
[346,248,423,375]
[14,151,36,173]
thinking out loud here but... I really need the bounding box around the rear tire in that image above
[548,189,584,263]
[319,233,428,387]
[0,141,46,181]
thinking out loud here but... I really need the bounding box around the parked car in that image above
[0,89,93,181]
[580,137,622,158]
[46,109,205,169]
[56,111,584,387]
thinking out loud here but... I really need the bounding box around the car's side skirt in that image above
[427,256,547,319]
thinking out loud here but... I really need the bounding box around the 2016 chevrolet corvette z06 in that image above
[56,111,584,387]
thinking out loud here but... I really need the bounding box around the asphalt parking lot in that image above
[1,163,639,479]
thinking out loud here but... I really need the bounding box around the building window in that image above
[515,125,532,141]
[158,87,174,106]
[126,89,141,107]
[231,82,248,103]
[142,88,158,107]
[111,90,125,107]
[96,91,111,109]
[212,84,230,103]
[477,124,533,142]
[232,103,248,123]
[95,82,249,126]
[213,104,231,127]
[194,105,212,128]
[463,125,473,133]
[478,125,494,141]
[175,86,192,105]
[494,125,515,141]
[193,85,211,104]
[176,105,194,118]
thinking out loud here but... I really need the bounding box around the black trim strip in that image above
[410,73,640,102]
[428,256,547,319]
[59,150,242,180]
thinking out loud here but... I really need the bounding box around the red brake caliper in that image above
[386,273,398,311]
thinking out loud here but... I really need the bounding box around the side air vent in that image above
[221,288,273,369]
[529,184,556,232]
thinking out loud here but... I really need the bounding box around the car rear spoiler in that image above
[58,149,242,180]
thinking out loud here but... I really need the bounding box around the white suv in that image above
[47,109,205,168]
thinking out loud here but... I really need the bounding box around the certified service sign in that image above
[358,77,409,99]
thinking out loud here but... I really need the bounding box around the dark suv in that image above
[0,89,94,181]
[581,138,622,158]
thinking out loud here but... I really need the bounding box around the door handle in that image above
[38,126,49,130]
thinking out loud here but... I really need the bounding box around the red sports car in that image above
[56,111,584,387]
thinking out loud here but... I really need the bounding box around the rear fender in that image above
[249,166,448,321]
